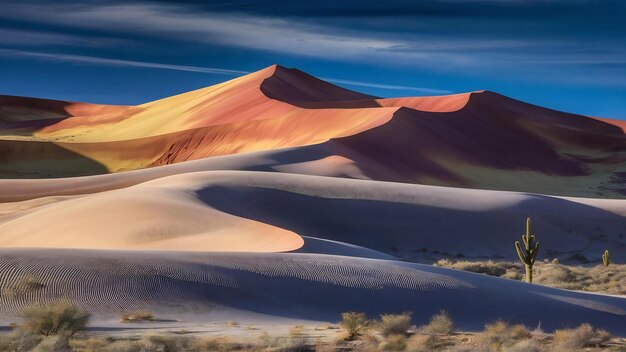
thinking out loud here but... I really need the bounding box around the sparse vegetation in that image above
[421,310,453,335]
[602,249,610,267]
[0,318,624,351]
[378,312,413,337]
[514,217,540,282]
[120,311,154,322]
[474,320,533,351]
[2,275,46,300]
[379,334,407,351]
[435,259,626,295]
[21,301,90,336]
[553,323,611,350]
[339,312,369,341]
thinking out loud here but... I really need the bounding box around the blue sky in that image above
[0,0,624,118]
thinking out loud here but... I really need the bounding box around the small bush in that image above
[120,311,154,322]
[21,301,90,336]
[102,340,142,352]
[379,312,412,337]
[475,321,530,351]
[339,312,369,340]
[141,334,181,352]
[553,323,610,349]
[379,334,407,351]
[421,310,453,335]
[0,332,43,352]
[405,334,444,352]
[504,338,542,352]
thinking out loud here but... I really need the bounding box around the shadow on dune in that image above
[195,185,626,261]
[2,248,625,334]
[0,139,109,178]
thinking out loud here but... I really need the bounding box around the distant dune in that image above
[1,65,624,198]
[1,65,625,334]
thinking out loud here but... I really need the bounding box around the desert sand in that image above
[0,66,625,337]
[1,65,624,198]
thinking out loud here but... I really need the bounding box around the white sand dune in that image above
[1,171,625,261]
[0,249,624,334]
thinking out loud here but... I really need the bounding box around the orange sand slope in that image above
[1,65,624,197]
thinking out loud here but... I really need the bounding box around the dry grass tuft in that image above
[339,312,369,341]
[474,320,531,351]
[379,312,413,337]
[552,323,611,350]
[379,334,407,351]
[21,301,90,337]
[120,311,154,322]
[435,259,626,294]
[421,311,454,335]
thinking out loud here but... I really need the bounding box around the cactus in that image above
[515,218,539,282]
[602,250,610,267]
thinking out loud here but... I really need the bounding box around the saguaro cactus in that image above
[602,250,610,267]
[515,218,539,283]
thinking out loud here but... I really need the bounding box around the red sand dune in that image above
[1,65,624,197]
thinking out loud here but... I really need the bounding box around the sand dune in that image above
[1,171,625,262]
[1,65,624,198]
[0,249,625,334]
[1,65,626,334]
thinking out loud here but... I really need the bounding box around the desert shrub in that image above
[21,301,90,336]
[189,336,232,352]
[2,276,46,300]
[0,331,43,352]
[475,321,530,351]
[30,336,71,352]
[69,336,108,352]
[141,334,184,352]
[340,312,369,340]
[552,324,610,350]
[120,311,154,322]
[379,334,407,351]
[421,310,453,335]
[286,325,309,350]
[102,340,142,352]
[434,260,518,277]
[379,312,412,337]
[405,334,445,352]
[502,338,542,352]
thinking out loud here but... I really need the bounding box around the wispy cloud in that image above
[2,2,623,70]
[0,49,449,93]
[0,3,403,61]
[0,49,248,75]
[321,78,451,94]
[1,1,624,89]
[0,28,127,47]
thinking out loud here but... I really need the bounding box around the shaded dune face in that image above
[0,249,625,334]
[2,171,625,260]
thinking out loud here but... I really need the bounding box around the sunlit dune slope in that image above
[1,65,624,197]
[0,65,398,176]
[0,173,303,252]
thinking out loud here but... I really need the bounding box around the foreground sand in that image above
[1,249,625,335]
